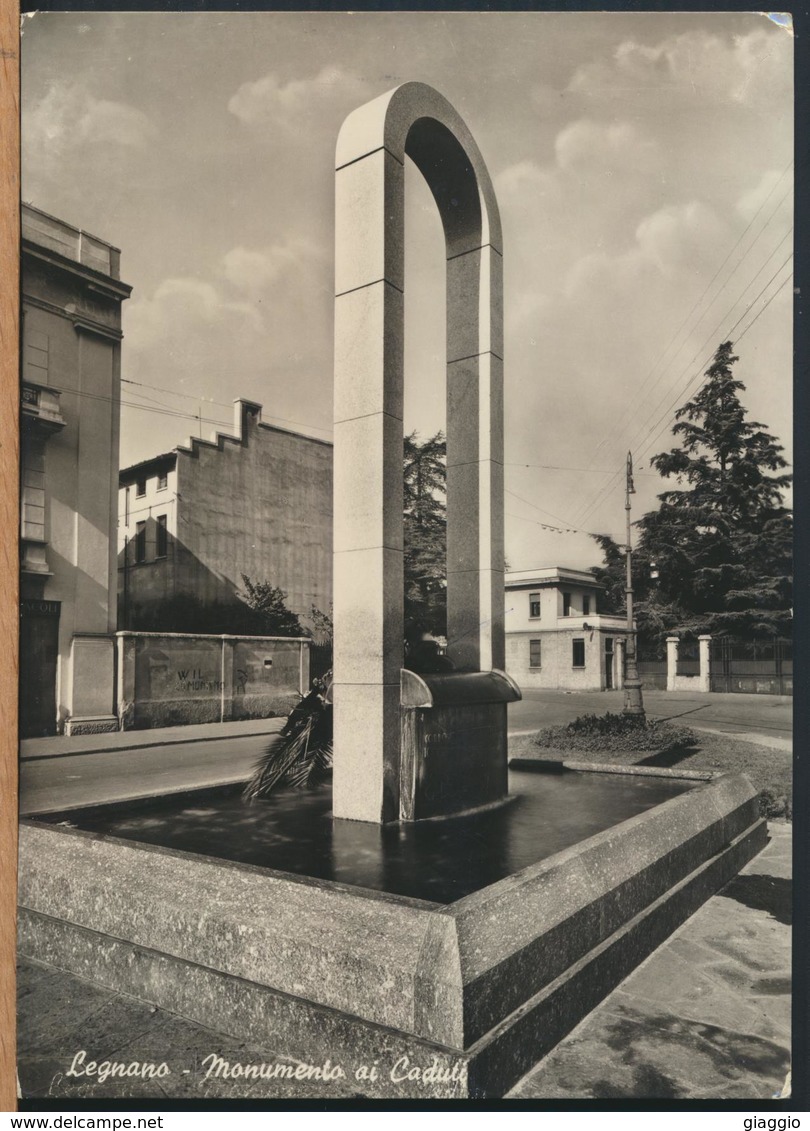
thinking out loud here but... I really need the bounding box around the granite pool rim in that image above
[17,768,766,1096]
[23,762,712,917]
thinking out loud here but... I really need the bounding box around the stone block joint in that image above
[333,83,506,824]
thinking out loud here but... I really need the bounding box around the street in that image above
[18,689,791,817]
[19,728,283,816]
[508,688,792,744]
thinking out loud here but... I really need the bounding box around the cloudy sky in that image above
[21,11,793,572]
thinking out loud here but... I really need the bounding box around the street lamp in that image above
[623,451,645,719]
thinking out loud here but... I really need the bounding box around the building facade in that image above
[118,400,333,632]
[21,204,132,736]
[505,567,630,691]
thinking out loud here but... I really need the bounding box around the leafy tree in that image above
[592,342,792,644]
[239,574,306,637]
[308,604,333,646]
[403,430,447,636]
[126,594,269,636]
[307,603,334,680]
[590,533,633,616]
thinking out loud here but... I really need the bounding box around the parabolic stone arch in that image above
[333,82,505,824]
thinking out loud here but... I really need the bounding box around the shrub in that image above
[566,711,647,736]
[758,789,792,820]
[534,712,697,755]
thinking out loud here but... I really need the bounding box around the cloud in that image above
[23,82,155,163]
[22,81,157,205]
[122,230,334,464]
[737,167,793,223]
[222,237,324,296]
[554,119,656,174]
[227,65,369,132]
[634,200,729,278]
[125,277,262,362]
[569,27,792,111]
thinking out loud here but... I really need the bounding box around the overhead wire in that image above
[634,270,793,469]
[571,246,793,531]
[569,173,793,528]
[632,252,794,468]
[587,164,793,469]
[41,381,333,439]
[572,233,793,527]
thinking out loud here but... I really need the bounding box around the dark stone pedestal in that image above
[400,669,521,821]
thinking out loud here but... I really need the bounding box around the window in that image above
[529,639,542,668]
[124,486,130,525]
[136,477,147,497]
[156,515,168,558]
[583,595,591,616]
[563,592,572,617]
[135,521,146,563]
[572,638,585,668]
[23,329,49,385]
[529,592,541,618]
[157,472,168,491]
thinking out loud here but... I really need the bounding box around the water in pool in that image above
[49,769,695,904]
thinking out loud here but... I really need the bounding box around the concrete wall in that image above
[507,628,619,691]
[116,631,310,730]
[505,579,628,691]
[118,402,332,630]
[507,586,602,631]
[667,636,711,694]
[119,462,178,547]
[21,206,131,735]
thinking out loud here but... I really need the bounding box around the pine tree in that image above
[593,342,792,643]
[403,430,447,636]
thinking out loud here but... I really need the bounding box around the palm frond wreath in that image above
[243,675,333,801]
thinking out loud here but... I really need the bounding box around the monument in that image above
[16,83,768,1100]
[332,81,520,824]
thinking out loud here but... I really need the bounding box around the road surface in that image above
[19,730,282,816]
[19,689,790,816]
[507,688,792,744]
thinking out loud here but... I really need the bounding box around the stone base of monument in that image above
[18,770,765,1099]
[399,670,521,820]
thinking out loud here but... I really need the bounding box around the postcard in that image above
[8,8,796,1108]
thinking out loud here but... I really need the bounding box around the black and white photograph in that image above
[13,8,795,1106]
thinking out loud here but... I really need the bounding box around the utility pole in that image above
[623,451,645,718]
[122,534,129,631]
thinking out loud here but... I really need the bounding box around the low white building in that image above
[504,567,630,691]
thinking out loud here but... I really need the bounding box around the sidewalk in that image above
[16,823,792,1101]
[508,821,792,1100]
[22,688,792,761]
[20,716,285,762]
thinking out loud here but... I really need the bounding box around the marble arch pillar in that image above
[333,83,504,823]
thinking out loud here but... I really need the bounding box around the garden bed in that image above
[509,717,792,820]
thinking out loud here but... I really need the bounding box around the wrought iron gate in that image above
[710,637,792,695]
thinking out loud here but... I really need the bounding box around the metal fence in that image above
[636,642,667,690]
[636,660,667,690]
[710,637,792,696]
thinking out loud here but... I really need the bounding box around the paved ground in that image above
[19,717,286,762]
[508,822,792,1101]
[16,823,792,1102]
[18,690,790,816]
[16,692,794,1101]
[508,689,792,748]
[19,722,284,816]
